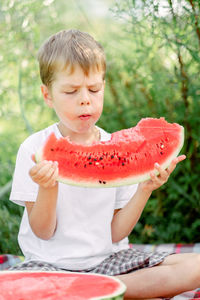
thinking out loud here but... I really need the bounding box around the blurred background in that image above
[0,0,200,255]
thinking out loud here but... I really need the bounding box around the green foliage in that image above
[0,0,200,254]
[109,0,200,244]
[0,206,23,255]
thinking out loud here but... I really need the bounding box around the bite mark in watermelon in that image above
[36,118,184,187]
[0,271,126,299]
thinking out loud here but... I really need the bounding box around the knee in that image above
[197,254,200,268]
[195,253,200,267]
[194,254,200,281]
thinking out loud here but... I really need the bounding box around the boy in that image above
[10,29,200,299]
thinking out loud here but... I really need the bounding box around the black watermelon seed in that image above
[89,162,92,165]
[122,163,125,166]
[100,157,103,160]
[103,181,106,184]
[99,180,102,184]
[50,148,54,151]
[160,152,164,155]
[111,155,114,159]
[88,156,91,160]
[118,157,121,160]
[84,164,87,168]
[93,158,97,161]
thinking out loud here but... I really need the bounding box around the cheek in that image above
[98,102,104,114]
[95,94,104,111]
[53,103,74,121]
[98,99,104,114]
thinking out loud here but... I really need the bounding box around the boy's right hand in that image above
[29,158,59,188]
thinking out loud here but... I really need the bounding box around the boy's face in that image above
[42,64,105,137]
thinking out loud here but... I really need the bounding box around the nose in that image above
[79,89,90,106]
[81,99,90,105]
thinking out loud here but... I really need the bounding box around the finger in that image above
[29,160,47,177]
[37,161,55,180]
[39,162,59,184]
[150,171,161,185]
[176,154,186,162]
[39,166,56,183]
[154,163,169,181]
[43,166,59,187]
[31,161,54,180]
[50,163,59,182]
[167,155,186,174]
[49,173,59,187]
[52,161,59,169]
[171,155,186,165]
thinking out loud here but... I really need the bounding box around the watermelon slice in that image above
[0,271,126,299]
[36,118,184,187]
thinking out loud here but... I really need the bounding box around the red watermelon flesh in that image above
[36,118,184,187]
[0,271,126,300]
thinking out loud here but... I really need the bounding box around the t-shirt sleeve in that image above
[9,143,38,206]
[115,184,138,209]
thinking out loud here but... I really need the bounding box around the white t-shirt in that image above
[10,123,138,270]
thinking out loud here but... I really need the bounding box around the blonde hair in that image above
[37,29,106,87]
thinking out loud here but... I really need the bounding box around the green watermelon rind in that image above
[36,125,184,188]
[0,271,126,300]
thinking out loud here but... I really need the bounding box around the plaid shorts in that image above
[9,248,171,276]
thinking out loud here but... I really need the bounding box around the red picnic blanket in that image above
[0,243,200,299]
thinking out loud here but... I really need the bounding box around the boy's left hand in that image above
[139,155,186,193]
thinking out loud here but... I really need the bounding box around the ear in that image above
[41,84,53,108]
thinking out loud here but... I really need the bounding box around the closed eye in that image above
[64,90,77,94]
[89,89,100,93]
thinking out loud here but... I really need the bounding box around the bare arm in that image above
[27,160,59,240]
[111,155,186,243]
[111,188,151,243]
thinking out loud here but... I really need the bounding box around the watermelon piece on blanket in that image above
[0,271,126,300]
[36,117,184,187]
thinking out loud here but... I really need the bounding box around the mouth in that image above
[79,114,91,120]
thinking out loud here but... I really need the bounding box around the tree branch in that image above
[18,66,33,135]
[106,72,128,129]
[188,0,200,49]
